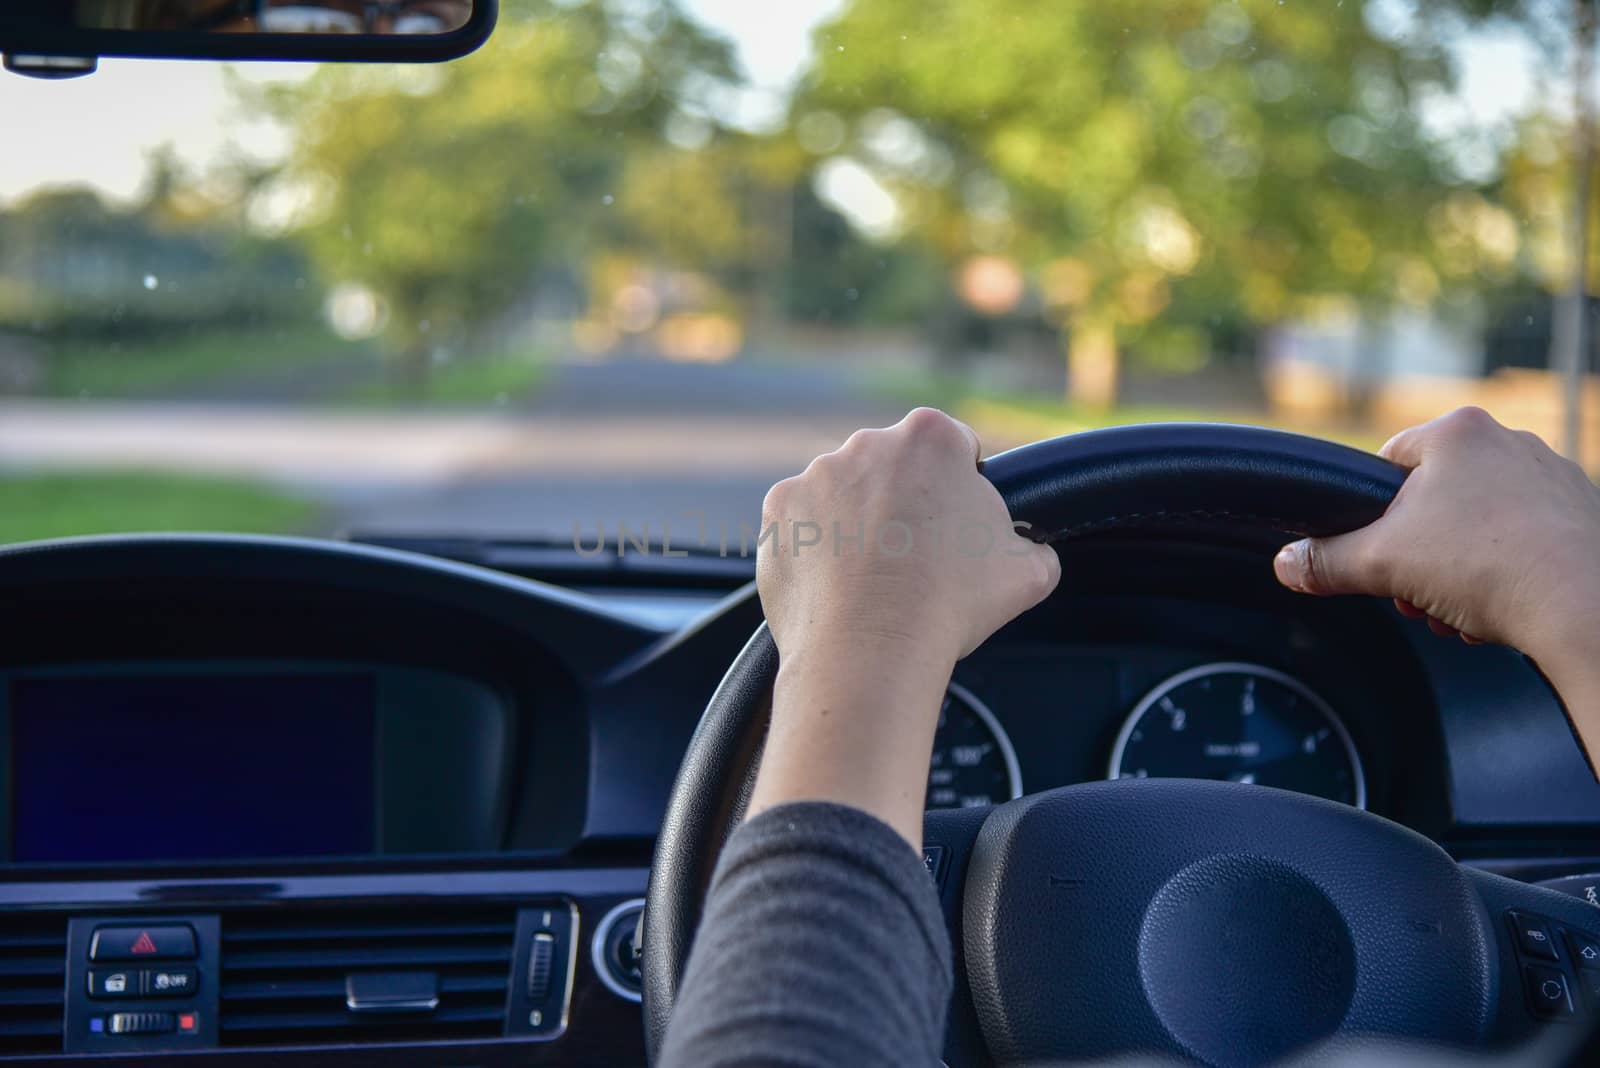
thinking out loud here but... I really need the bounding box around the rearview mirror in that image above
[0,0,496,76]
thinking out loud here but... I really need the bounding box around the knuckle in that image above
[1352,536,1391,589]
[1441,405,1496,438]
[1377,429,1410,460]
[902,406,962,445]
[806,447,842,474]
[840,427,880,453]
[1515,428,1557,457]
[761,477,795,519]
[903,406,950,432]
[1301,539,1328,592]
[1025,546,1061,599]
[834,429,886,469]
[811,446,860,482]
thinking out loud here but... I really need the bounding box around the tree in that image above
[1420,0,1595,458]
[799,0,1477,407]
[255,0,740,381]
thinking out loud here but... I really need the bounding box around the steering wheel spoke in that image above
[1463,865,1600,1050]
[922,806,992,1067]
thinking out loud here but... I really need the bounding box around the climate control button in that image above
[108,1011,175,1035]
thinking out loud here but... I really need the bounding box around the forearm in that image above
[657,802,953,1068]
[1519,570,1600,778]
[746,634,956,847]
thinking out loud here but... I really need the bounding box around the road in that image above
[0,356,917,540]
[355,356,908,540]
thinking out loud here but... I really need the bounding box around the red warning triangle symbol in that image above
[130,931,157,955]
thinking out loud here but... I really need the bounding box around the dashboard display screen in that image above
[9,673,375,863]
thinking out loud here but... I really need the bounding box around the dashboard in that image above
[0,532,1598,1064]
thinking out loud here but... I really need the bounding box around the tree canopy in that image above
[257,0,748,361]
[798,0,1514,399]
[245,0,1586,400]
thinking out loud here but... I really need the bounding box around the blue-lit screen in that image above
[10,674,375,863]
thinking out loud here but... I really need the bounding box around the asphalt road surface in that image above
[346,356,909,539]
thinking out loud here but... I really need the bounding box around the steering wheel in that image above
[642,423,1598,1066]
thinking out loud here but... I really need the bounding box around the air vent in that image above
[0,913,68,1054]
[219,904,516,1047]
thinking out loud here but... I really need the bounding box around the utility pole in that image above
[1556,0,1596,462]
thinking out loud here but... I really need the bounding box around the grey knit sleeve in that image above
[656,801,954,1068]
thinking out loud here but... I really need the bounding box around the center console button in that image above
[146,969,198,997]
[87,970,139,999]
[90,925,196,961]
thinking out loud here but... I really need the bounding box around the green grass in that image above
[341,349,548,407]
[42,327,546,408]
[0,472,318,545]
[46,325,373,399]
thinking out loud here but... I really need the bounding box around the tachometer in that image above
[1107,663,1365,808]
[926,682,1021,810]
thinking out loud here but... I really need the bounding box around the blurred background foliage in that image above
[0,0,1596,408]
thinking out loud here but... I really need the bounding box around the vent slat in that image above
[0,1018,65,1038]
[0,917,67,1055]
[0,957,65,978]
[224,922,513,944]
[221,1003,504,1030]
[0,934,71,951]
[222,973,506,1002]
[218,906,514,1048]
[223,944,510,972]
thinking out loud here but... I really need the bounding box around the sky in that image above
[0,0,1552,208]
[0,0,844,207]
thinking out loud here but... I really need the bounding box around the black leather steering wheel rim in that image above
[641,422,1411,1060]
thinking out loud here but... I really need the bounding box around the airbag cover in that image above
[962,779,1494,1065]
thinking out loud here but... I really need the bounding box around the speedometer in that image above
[926,682,1021,810]
[1107,663,1365,808]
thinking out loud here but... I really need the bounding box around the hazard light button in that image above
[90,925,197,962]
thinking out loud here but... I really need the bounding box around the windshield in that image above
[1,0,1594,549]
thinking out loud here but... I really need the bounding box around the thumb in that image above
[996,536,1062,615]
[1273,530,1378,597]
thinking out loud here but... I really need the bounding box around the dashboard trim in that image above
[0,532,652,630]
[0,867,650,909]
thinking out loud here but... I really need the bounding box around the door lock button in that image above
[87,970,137,999]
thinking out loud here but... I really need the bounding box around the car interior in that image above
[3,1,1600,1066]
